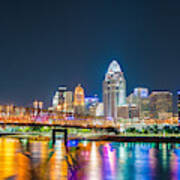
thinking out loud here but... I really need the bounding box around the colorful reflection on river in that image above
[0,138,180,179]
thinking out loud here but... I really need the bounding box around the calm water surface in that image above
[0,137,180,180]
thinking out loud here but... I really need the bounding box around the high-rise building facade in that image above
[64,91,73,113]
[127,87,150,120]
[177,91,180,123]
[52,86,67,112]
[74,84,85,115]
[52,87,73,113]
[103,60,126,120]
[149,91,173,120]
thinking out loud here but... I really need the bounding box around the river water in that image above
[0,137,180,180]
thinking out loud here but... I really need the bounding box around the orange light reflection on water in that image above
[0,138,31,180]
[49,140,68,180]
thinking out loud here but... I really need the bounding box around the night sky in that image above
[0,0,180,107]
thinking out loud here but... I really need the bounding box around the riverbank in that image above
[70,134,180,143]
[2,132,180,143]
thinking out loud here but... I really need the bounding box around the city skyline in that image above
[0,58,178,109]
[0,1,180,107]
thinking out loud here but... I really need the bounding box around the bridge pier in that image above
[52,129,68,147]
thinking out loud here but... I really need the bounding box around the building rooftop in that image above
[107,60,122,73]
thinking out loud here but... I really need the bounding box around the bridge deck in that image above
[0,122,116,130]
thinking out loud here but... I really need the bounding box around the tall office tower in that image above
[64,91,73,113]
[52,91,59,108]
[127,87,150,120]
[103,60,126,121]
[74,84,85,115]
[149,91,173,120]
[177,91,180,123]
[52,86,67,112]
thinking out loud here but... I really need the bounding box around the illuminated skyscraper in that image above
[103,60,126,120]
[74,84,85,115]
[149,91,173,120]
[177,91,180,123]
[64,91,73,113]
[52,92,59,108]
[127,87,150,120]
[52,86,67,112]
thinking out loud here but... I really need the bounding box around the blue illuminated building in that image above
[85,96,99,109]
[133,88,148,98]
